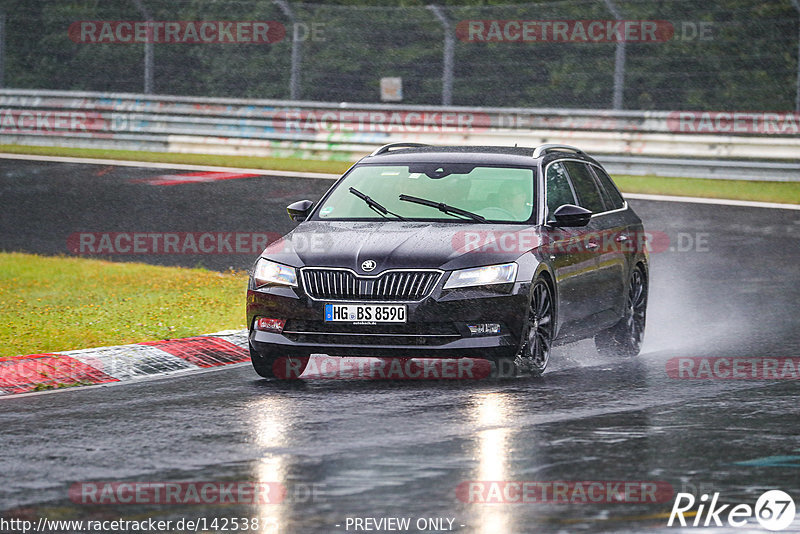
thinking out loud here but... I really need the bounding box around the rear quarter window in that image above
[563,161,606,214]
[591,166,626,211]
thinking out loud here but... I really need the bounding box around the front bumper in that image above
[246,282,529,359]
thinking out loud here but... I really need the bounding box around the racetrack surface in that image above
[2,159,800,532]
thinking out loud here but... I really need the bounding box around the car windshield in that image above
[315,164,535,222]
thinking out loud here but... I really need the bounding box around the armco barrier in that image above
[1,89,799,180]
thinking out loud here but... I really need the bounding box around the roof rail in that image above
[531,144,585,158]
[370,142,429,156]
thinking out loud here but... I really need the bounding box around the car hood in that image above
[260,221,543,273]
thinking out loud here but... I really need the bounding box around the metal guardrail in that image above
[0,89,798,180]
[598,156,800,182]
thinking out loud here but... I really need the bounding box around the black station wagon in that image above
[247,143,648,378]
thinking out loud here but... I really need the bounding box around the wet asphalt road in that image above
[2,158,800,533]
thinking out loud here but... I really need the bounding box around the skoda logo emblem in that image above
[361,259,377,272]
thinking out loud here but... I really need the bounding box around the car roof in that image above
[359,144,601,167]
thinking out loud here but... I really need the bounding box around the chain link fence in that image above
[0,0,798,111]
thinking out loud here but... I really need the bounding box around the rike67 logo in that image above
[668,490,796,531]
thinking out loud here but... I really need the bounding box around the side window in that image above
[591,166,625,210]
[545,162,577,220]
[563,161,606,214]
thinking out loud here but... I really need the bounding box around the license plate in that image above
[324,303,407,323]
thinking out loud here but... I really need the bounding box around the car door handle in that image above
[586,241,600,250]
[615,234,629,242]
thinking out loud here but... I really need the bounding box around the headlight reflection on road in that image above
[249,397,290,534]
[473,391,514,534]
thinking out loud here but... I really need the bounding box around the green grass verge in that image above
[1,144,798,203]
[0,144,353,175]
[614,175,800,205]
[0,252,247,359]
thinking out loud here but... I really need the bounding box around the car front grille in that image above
[301,268,441,301]
[282,320,461,346]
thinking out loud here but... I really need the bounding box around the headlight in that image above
[253,258,297,287]
[443,262,518,289]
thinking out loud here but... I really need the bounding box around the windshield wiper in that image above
[349,187,405,220]
[398,194,486,223]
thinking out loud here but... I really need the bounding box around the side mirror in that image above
[287,200,314,222]
[551,204,592,227]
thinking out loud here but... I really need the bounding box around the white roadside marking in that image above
[0,362,252,400]
[63,344,196,381]
[1,151,797,209]
[0,152,341,179]
[0,331,251,398]
[624,193,800,211]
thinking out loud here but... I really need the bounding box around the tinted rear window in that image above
[563,161,605,214]
[591,166,626,211]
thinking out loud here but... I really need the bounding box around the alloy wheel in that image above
[515,279,554,375]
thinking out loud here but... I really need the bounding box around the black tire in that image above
[511,278,555,376]
[249,343,309,379]
[595,264,647,358]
